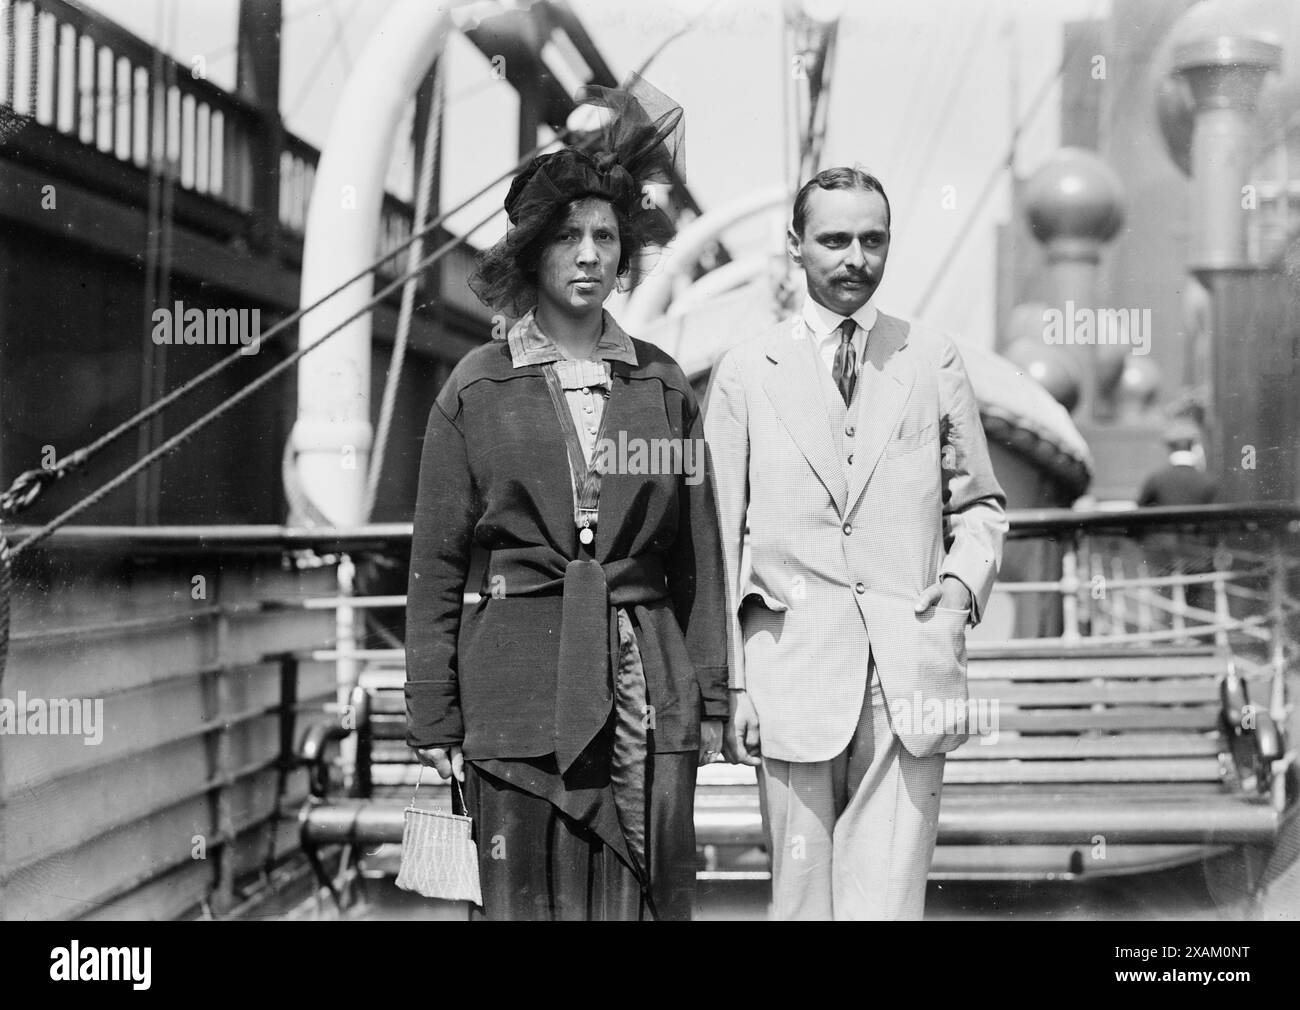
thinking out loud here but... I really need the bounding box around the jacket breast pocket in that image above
[885,418,938,458]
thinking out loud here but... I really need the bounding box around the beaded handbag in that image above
[395,767,482,905]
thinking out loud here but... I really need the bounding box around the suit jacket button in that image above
[847,453,854,465]
[854,582,866,594]
[843,522,852,535]
[845,425,855,437]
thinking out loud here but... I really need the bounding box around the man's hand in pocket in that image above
[914,575,971,613]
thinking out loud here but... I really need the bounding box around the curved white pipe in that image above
[668,253,772,317]
[623,183,788,332]
[292,0,465,526]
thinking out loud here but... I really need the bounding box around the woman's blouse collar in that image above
[502,309,639,369]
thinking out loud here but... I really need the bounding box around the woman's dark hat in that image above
[468,74,685,317]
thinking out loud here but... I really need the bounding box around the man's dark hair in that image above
[791,167,891,238]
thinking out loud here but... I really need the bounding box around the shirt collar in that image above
[502,309,639,368]
[801,293,878,339]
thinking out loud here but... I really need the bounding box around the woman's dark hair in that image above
[791,166,891,238]
[512,194,639,289]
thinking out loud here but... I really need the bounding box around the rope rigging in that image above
[911,0,1108,319]
[0,8,740,670]
[7,206,498,560]
[0,81,572,688]
[0,131,570,538]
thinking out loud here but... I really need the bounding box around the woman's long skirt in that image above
[462,610,700,921]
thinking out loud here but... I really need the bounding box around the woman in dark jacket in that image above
[404,78,728,920]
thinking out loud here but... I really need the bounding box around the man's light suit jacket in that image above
[705,311,1008,761]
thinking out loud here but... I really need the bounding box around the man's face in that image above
[788,187,890,317]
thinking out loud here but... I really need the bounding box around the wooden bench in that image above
[297,645,1282,901]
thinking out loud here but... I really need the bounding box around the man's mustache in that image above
[831,271,873,284]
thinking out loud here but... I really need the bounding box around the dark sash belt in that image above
[485,552,670,777]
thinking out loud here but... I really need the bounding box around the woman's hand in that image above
[414,744,465,782]
[698,719,725,766]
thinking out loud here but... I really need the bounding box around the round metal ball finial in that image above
[1004,336,1084,414]
[1152,0,1292,174]
[1113,356,1162,419]
[1024,148,1126,248]
[1168,0,1283,76]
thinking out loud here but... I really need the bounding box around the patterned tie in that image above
[832,317,858,406]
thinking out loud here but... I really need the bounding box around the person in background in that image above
[1136,418,1216,508]
[1136,417,1218,619]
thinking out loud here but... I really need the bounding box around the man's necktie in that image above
[832,317,858,406]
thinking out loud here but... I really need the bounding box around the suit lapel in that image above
[762,320,847,517]
[845,313,915,517]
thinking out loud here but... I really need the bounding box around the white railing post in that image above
[1086,550,1103,636]
[1268,533,1289,810]
[1061,534,1081,643]
[1171,557,1188,641]
[1213,537,1232,650]
[336,553,358,787]
[1110,555,1127,639]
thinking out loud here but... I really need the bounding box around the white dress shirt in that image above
[801,294,878,379]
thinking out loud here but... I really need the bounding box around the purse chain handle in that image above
[412,763,468,816]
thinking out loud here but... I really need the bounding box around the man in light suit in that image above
[705,167,1007,920]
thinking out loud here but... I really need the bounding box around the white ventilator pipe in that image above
[622,183,788,332]
[292,0,467,526]
[640,253,773,366]
[667,253,771,317]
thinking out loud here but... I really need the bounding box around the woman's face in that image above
[535,197,621,318]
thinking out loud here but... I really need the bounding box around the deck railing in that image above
[282,503,1300,807]
[1,508,1295,919]
[0,0,486,320]
[2,0,259,209]
[0,524,404,920]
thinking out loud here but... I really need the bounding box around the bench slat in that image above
[943,757,1222,784]
[967,654,1225,680]
[967,680,1219,705]
[993,707,1220,732]
[366,679,1224,712]
[364,692,406,714]
[363,683,1224,711]
[949,733,1219,760]
[368,716,408,739]
[371,765,422,786]
[966,645,1220,661]
[369,660,1224,686]
[372,741,421,762]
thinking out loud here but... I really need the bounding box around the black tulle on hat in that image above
[468,73,685,317]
